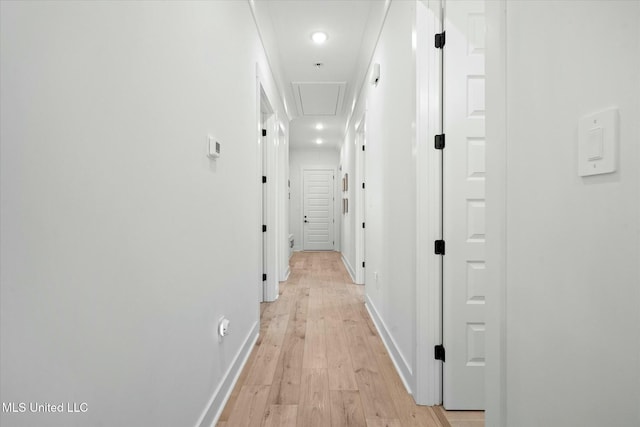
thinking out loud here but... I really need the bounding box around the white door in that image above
[303,169,334,251]
[443,0,486,410]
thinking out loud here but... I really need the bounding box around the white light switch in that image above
[578,107,618,177]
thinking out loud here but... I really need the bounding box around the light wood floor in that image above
[217,251,483,427]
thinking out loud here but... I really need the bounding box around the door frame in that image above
[257,63,287,303]
[414,0,444,406]
[300,165,337,251]
[260,88,279,302]
[354,113,366,284]
[484,0,507,425]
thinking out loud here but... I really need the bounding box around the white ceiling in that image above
[250,0,390,149]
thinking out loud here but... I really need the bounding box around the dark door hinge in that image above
[435,134,445,150]
[435,31,446,49]
[262,176,267,183]
[362,222,365,229]
[362,182,365,189]
[362,145,365,151]
[262,129,267,137]
[435,345,445,362]
[262,273,267,281]
[262,225,267,232]
[362,261,365,268]
[434,240,446,255]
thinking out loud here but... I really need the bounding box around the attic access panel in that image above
[292,82,346,116]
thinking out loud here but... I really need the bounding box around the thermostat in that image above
[208,136,220,159]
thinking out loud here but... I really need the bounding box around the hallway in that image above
[1,2,639,427]
[218,252,474,427]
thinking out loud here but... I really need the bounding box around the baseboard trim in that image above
[341,254,356,283]
[365,294,414,395]
[195,320,259,427]
[282,266,291,282]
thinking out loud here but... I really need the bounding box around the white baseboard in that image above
[195,320,259,427]
[365,294,414,395]
[341,254,356,283]
[282,266,290,282]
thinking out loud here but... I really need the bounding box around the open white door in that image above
[443,0,486,410]
[302,168,335,251]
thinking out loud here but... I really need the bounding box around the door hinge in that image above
[362,145,365,151]
[434,240,445,255]
[262,176,267,183]
[262,225,267,232]
[435,134,445,150]
[435,31,446,49]
[362,182,365,189]
[362,222,365,229]
[262,273,267,281]
[262,129,267,137]
[434,344,446,362]
[362,261,365,268]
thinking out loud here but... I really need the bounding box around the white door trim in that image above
[414,0,443,406]
[257,63,283,303]
[300,165,337,251]
[355,113,366,285]
[485,0,507,425]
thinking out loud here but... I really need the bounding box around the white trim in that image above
[195,321,259,427]
[354,111,366,285]
[262,112,279,302]
[282,266,291,282]
[414,0,443,406]
[365,295,413,395]
[247,1,292,121]
[341,253,356,283]
[485,0,507,425]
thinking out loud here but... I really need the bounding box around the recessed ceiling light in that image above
[315,123,324,130]
[316,138,323,144]
[311,31,328,44]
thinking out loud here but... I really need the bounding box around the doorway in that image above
[260,87,279,302]
[302,168,335,251]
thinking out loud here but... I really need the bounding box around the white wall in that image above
[0,2,287,426]
[494,2,640,426]
[341,0,418,391]
[289,147,340,252]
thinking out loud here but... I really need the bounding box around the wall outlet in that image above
[218,317,230,337]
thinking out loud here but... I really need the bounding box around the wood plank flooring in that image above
[217,251,482,427]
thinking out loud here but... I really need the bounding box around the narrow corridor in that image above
[217,252,481,427]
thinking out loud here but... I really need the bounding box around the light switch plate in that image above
[578,107,618,177]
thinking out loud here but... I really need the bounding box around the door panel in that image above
[303,169,334,251]
[443,0,486,410]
